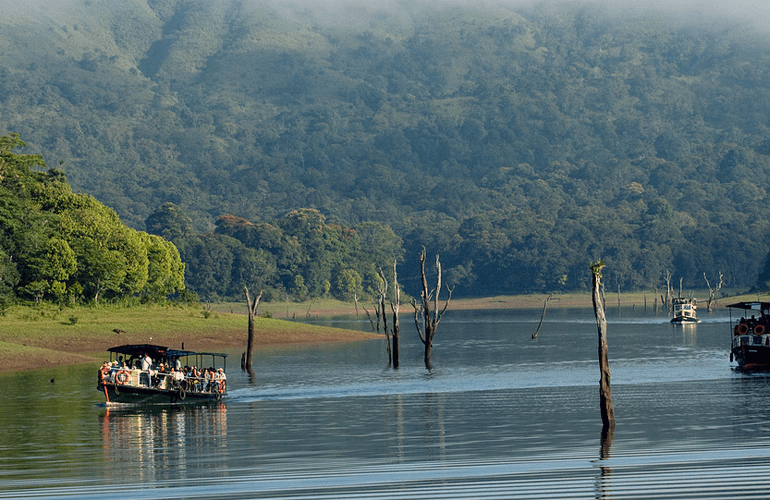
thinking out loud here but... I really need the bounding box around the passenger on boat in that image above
[191,366,202,392]
[99,362,111,384]
[204,368,213,392]
[153,364,166,387]
[170,367,184,388]
[217,368,226,392]
[210,368,220,392]
[140,354,152,386]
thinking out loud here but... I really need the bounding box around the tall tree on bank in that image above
[243,286,262,374]
[413,249,453,370]
[591,260,615,429]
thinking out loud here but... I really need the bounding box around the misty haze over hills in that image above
[3,0,770,298]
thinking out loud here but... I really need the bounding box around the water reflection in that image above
[423,393,446,461]
[99,404,227,482]
[596,424,615,500]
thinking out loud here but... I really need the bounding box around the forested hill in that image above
[3,0,770,297]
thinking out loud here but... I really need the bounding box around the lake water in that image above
[3,307,770,499]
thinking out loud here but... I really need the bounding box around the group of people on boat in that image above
[98,355,226,394]
[734,315,769,336]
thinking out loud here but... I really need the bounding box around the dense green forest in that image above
[0,133,185,306]
[3,0,770,299]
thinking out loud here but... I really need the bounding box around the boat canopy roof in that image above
[726,302,770,313]
[107,344,227,360]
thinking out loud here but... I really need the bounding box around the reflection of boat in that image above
[671,297,699,323]
[97,344,228,404]
[729,302,770,369]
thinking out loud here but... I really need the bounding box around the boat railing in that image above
[99,367,226,394]
[732,333,770,348]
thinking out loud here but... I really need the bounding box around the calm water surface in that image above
[3,307,770,499]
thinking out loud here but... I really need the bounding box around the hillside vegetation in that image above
[3,0,770,298]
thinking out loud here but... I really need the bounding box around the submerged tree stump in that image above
[244,286,263,374]
[591,261,615,429]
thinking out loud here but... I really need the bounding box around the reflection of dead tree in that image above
[532,293,553,339]
[243,286,263,374]
[704,272,723,312]
[591,260,615,430]
[413,249,453,370]
[597,423,615,498]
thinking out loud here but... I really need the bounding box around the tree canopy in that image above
[0,134,186,306]
[3,1,770,296]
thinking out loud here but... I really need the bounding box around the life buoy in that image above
[755,325,766,335]
[738,324,749,335]
[116,370,129,385]
[177,388,186,401]
[219,381,226,393]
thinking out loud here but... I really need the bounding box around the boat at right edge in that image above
[729,301,770,369]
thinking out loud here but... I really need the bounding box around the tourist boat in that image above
[671,297,699,323]
[729,301,770,369]
[97,344,228,404]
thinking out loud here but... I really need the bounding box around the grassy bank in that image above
[0,303,378,374]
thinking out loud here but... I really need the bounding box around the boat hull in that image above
[671,317,699,324]
[99,383,224,405]
[732,335,770,369]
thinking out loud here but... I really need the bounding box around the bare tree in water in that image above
[374,272,391,365]
[704,271,723,312]
[388,261,401,368]
[591,260,615,429]
[412,249,453,370]
[371,261,402,368]
[243,286,263,374]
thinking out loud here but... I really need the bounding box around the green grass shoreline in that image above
[0,291,758,375]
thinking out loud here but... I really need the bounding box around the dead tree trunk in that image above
[591,261,615,429]
[532,293,553,339]
[380,290,390,366]
[704,271,723,312]
[412,249,453,370]
[376,273,391,366]
[244,286,263,373]
[390,260,401,369]
[663,270,672,315]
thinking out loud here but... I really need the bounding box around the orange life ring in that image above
[116,370,129,385]
[219,380,226,393]
[755,325,766,335]
[738,324,749,335]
